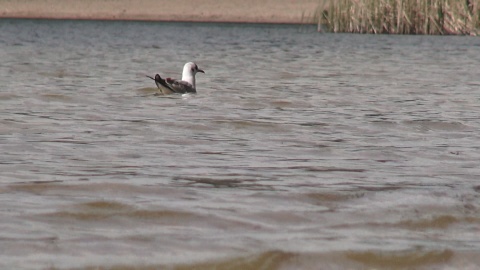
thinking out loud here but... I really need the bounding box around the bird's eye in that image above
[191,68,195,72]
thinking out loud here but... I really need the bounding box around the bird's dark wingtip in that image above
[147,74,164,81]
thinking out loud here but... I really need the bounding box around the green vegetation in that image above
[315,0,480,35]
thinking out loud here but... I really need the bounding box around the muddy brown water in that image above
[1,19,480,269]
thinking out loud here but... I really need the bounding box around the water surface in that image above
[1,19,480,269]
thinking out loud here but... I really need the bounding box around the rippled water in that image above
[1,19,480,269]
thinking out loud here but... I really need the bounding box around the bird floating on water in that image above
[147,62,204,94]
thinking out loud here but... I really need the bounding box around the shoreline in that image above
[0,0,320,24]
[0,15,316,25]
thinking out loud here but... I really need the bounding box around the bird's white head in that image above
[182,62,204,88]
[183,62,204,76]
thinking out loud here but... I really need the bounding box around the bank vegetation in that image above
[315,0,479,35]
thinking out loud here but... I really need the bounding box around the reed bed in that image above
[315,0,480,35]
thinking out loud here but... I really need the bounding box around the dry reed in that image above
[314,0,480,35]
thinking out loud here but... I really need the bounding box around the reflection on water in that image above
[1,19,480,269]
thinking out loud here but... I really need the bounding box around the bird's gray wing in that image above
[167,79,197,94]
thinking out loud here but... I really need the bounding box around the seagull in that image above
[147,62,205,94]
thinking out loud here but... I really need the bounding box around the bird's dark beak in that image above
[198,69,205,74]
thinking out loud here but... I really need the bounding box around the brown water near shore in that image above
[1,19,480,269]
[0,0,319,23]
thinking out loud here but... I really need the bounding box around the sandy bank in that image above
[0,0,320,23]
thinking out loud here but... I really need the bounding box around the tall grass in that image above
[315,0,480,35]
